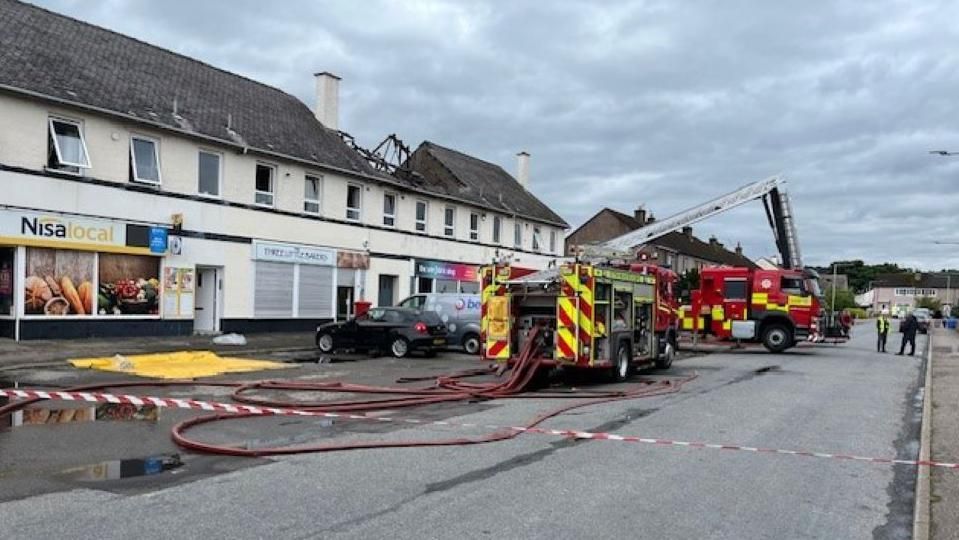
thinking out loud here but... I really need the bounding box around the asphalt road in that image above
[0,326,927,539]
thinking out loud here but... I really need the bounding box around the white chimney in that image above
[314,71,341,130]
[516,151,530,189]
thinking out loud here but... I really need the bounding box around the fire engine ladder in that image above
[589,174,804,269]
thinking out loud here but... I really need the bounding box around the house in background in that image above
[866,273,959,316]
[565,207,755,273]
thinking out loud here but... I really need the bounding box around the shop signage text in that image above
[0,209,126,249]
[415,259,478,281]
[254,241,335,266]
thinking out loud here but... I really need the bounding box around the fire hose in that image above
[0,328,697,457]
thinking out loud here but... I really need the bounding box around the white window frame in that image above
[48,117,91,170]
[254,162,276,207]
[383,192,397,227]
[469,212,480,241]
[415,200,428,232]
[130,135,162,185]
[197,149,223,198]
[444,206,456,237]
[532,225,541,251]
[514,222,522,248]
[346,184,363,221]
[549,229,557,253]
[492,216,501,244]
[304,174,322,214]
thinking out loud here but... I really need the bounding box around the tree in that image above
[916,296,941,311]
[823,286,857,312]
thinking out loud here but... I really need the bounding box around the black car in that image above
[315,307,448,358]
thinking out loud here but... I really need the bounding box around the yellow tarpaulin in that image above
[69,350,293,379]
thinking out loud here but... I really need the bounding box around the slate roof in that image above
[604,208,755,267]
[0,0,380,176]
[406,141,569,228]
[873,273,959,289]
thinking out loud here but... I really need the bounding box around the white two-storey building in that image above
[0,1,568,339]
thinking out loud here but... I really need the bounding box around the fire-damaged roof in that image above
[0,0,380,176]
[406,142,569,228]
[604,208,755,268]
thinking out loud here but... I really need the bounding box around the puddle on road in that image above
[61,454,183,482]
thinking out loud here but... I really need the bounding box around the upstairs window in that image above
[444,207,455,237]
[532,226,541,251]
[550,230,557,253]
[198,151,221,197]
[415,200,428,232]
[304,175,321,214]
[469,213,480,241]
[383,193,397,227]
[492,216,501,244]
[346,184,362,221]
[130,136,161,184]
[255,163,275,207]
[47,117,90,173]
[514,222,522,248]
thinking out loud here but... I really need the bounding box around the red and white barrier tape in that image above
[2,388,956,470]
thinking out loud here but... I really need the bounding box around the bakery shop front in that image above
[0,208,174,340]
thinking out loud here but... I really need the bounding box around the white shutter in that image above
[298,266,334,318]
[254,262,294,317]
[337,269,356,286]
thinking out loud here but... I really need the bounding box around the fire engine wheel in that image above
[462,333,481,355]
[762,324,790,353]
[656,341,675,369]
[390,337,410,358]
[612,344,631,382]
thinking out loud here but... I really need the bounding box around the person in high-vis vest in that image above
[876,310,890,353]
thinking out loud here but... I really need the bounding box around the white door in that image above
[194,267,219,333]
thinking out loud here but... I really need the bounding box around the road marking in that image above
[2,388,957,470]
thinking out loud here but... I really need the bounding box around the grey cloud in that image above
[31,0,959,269]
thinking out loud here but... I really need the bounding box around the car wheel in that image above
[462,333,481,355]
[390,337,410,358]
[610,344,631,382]
[317,333,334,353]
[761,324,790,353]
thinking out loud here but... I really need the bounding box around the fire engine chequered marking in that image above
[2,388,957,470]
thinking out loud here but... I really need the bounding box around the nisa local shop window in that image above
[23,248,159,317]
[97,253,160,315]
[24,248,95,316]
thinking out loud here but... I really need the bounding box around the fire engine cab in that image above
[480,262,678,381]
[682,266,823,352]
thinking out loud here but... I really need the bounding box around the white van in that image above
[397,293,482,354]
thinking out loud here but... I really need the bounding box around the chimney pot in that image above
[634,207,646,224]
[314,71,341,130]
[709,236,718,246]
[682,225,693,238]
[516,151,530,189]
[735,243,743,256]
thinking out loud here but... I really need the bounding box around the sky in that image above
[32,0,959,270]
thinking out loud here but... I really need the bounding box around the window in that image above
[492,216,501,244]
[532,226,541,251]
[514,222,522,248]
[724,279,748,300]
[47,117,90,172]
[444,207,455,237]
[347,184,362,221]
[304,175,321,214]
[198,151,221,197]
[781,277,805,295]
[415,200,428,232]
[469,213,480,241]
[383,193,397,227]
[129,136,161,184]
[255,163,275,206]
[550,230,557,253]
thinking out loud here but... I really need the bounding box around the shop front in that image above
[0,207,176,340]
[413,258,480,294]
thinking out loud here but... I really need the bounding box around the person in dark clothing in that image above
[876,312,890,352]
[898,313,918,356]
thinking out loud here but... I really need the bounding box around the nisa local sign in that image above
[0,209,126,249]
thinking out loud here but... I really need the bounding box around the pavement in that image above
[929,328,959,539]
[0,324,932,539]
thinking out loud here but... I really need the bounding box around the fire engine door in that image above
[722,278,749,332]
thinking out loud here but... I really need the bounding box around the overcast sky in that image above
[33,0,959,270]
